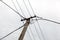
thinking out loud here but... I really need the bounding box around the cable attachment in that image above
[21,15,36,21]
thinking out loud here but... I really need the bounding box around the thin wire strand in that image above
[27,0,46,40]
[22,1,35,39]
[23,0,31,17]
[11,0,23,20]
[28,0,36,15]
[28,1,60,39]
[33,23,41,40]
[15,0,32,39]
[15,0,33,39]
[0,0,32,40]
[36,16,60,24]
[0,0,25,18]
[36,19,46,40]
[16,0,26,17]
[24,0,42,40]
[0,25,24,40]
[11,0,18,12]
[23,0,42,40]
[28,26,36,40]
[27,30,33,40]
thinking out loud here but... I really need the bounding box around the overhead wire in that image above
[36,16,60,24]
[11,0,18,13]
[36,19,46,40]
[33,23,41,40]
[27,29,33,40]
[11,0,23,20]
[11,0,32,40]
[28,1,60,40]
[16,0,26,17]
[23,0,42,40]
[11,1,32,40]
[23,0,31,16]
[13,0,33,40]
[0,25,24,40]
[0,0,25,40]
[22,0,36,40]
[0,0,25,18]
[28,25,36,40]
[27,0,45,40]
[27,0,42,40]
[28,0,36,16]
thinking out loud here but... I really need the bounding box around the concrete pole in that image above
[18,19,30,40]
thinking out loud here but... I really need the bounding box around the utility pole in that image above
[0,0,60,40]
[18,19,30,40]
[18,16,36,40]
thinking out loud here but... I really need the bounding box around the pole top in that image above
[21,15,36,21]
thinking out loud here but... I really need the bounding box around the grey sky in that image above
[0,0,60,40]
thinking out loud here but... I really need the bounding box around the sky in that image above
[0,0,60,40]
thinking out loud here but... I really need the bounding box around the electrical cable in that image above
[0,25,24,40]
[27,0,36,16]
[11,0,18,13]
[36,16,60,24]
[11,0,32,39]
[15,0,33,39]
[0,0,33,40]
[16,0,26,17]
[23,0,42,40]
[28,26,36,40]
[28,0,60,24]
[23,0,31,16]
[36,19,46,40]
[0,0,25,18]
[21,0,35,39]
[27,29,33,40]
[33,23,41,40]
[0,0,25,40]
[28,1,60,40]
[27,0,46,40]
[16,0,33,39]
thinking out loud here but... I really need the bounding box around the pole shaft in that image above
[18,19,30,40]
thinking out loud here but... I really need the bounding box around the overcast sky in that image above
[0,0,60,40]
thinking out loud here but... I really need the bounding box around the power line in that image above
[0,0,25,18]
[27,0,36,16]
[36,19,46,40]
[11,0,23,20]
[28,26,36,40]
[16,0,26,17]
[22,0,35,39]
[15,0,33,39]
[27,0,46,40]
[27,29,33,40]
[33,23,41,40]
[11,0,18,12]
[27,0,43,39]
[23,0,41,40]
[22,0,34,39]
[11,0,32,39]
[36,16,60,24]
[0,25,24,40]
[23,0,31,16]
[27,1,60,40]
[16,0,33,39]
